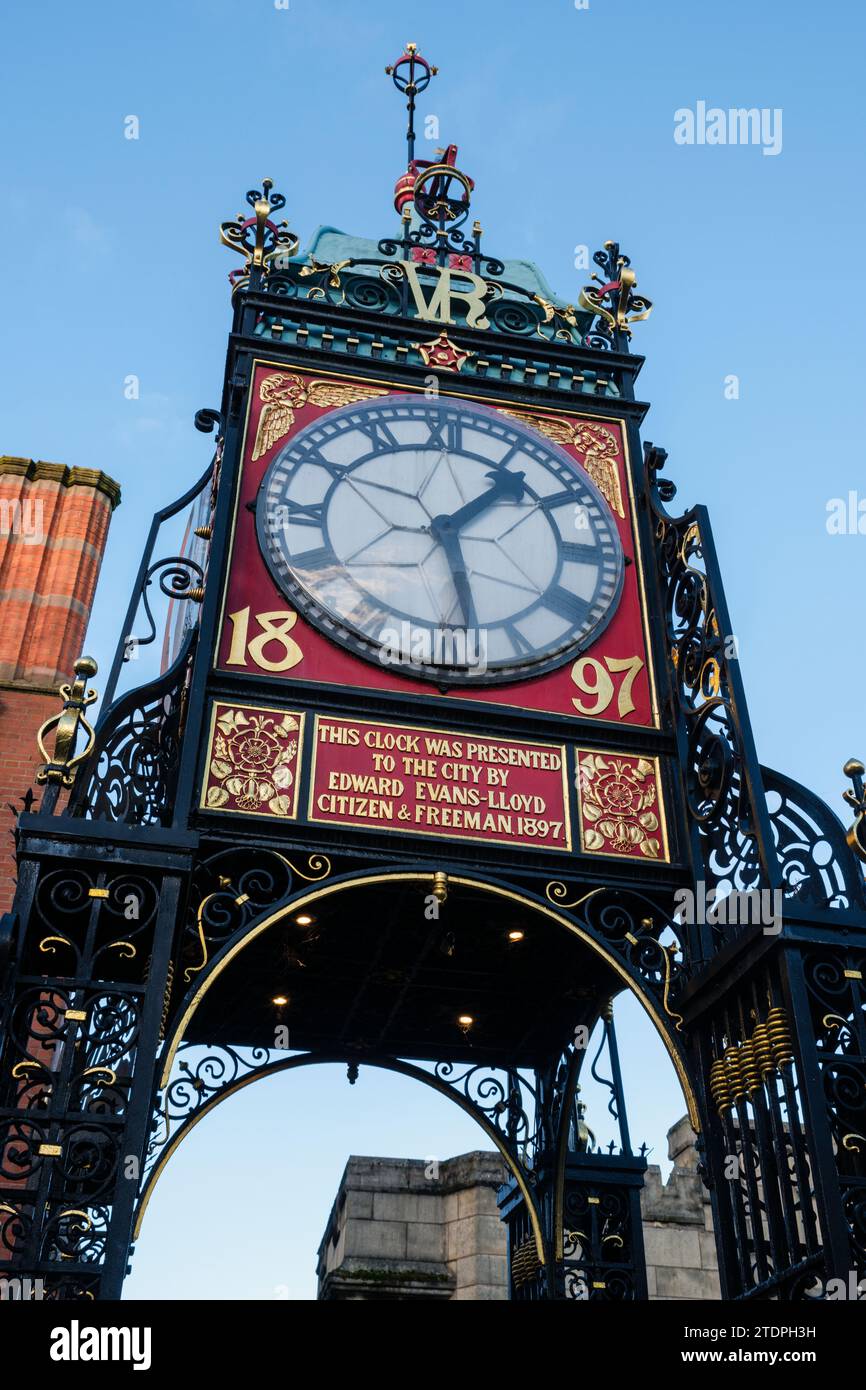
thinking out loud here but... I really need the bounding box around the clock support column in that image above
[646,442,866,1300]
[0,812,190,1299]
[498,1003,649,1301]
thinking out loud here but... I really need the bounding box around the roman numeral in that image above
[292,545,335,572]
[560,541,599,564]
[275,499,324,527]
[304,449,349,481]
[541,586,591,624]
[356,419,399,450]
[503,622,534,656]
[425,416,448,449]
[342,594,387,632]
[497,444,522,470]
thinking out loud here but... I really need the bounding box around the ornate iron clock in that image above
[255,395,623,686]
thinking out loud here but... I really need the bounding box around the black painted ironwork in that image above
[100,453,215,714]
[2,63,865,1304]
[763,764,866,915]
[68,634,195,827]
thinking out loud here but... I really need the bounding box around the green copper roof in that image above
[299,226,569,305]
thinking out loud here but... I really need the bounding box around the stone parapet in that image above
[317,1119,721,1301]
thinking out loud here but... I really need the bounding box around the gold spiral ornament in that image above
[723,1044,746,1103]
[281,853,332,883]
[767,1006,794,1068]
[709,1059,732,1116]
[511,1235,541,1288]
[739,1037,760,1095]
[751,1021,775,1079]
[546,880,574,906]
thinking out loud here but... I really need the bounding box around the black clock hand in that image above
[434,468,526,535]
[429,469,525,628]
[435,525,477,628]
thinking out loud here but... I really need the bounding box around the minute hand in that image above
[439,469,526,533]
[436,527,477,629]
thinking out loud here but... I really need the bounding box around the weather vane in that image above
[386,42,438,169]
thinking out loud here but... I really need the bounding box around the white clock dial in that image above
[256,395,623,686]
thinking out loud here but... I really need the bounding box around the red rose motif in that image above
[595,773,643,817]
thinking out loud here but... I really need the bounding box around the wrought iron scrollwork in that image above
[648,441,866,929]
[578,241,653,349]
[546,883,688,1012]
[101,452,214,713]
[562,1186,635,1300]
[646,443,780,922]
[219,178,298,289]
[177,847,330,993]
[802,950,866,1174]
[763,765,866,913]
[343,272,401,315]
[796,948,866,1282]
[267,243,592,346]
[140,1046,551,1254]
[432,1063,534,1153]
[67,634,194,826]
[124,557,204,654]
[146,1044,272,1177]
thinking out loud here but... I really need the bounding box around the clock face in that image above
[255,396,624,686]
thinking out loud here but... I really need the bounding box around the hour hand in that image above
[439,469,526,534]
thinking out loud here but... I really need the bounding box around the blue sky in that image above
[2,0,865,1299]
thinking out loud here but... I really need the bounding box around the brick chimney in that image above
[0,456,120,909]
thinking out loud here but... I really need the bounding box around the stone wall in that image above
[643,1115,719,1300]
[317,1151,508,1300]
[317,1117,719,1300]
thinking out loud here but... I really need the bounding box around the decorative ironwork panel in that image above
[763,767,866,914]
[646,444,778,917]
[562,1167,647,1300]
[68,636,194,826]
[0,852,184,1300]
[800,947,866,1280]
[702,960,826,1300]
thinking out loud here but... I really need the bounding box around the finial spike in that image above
[386,42,437,169]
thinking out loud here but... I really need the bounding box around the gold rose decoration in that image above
[203,704,304,818]
[576,752,667,860]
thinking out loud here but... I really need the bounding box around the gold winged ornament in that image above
[498,409,625,519]
[252,373,389,461]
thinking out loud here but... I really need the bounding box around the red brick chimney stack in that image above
[0,455,120,909]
